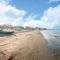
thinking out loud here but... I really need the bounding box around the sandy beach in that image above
[0,30,56,60]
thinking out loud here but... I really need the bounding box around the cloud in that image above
[0,0,11,4]
[0,0,60,29]
[22,15,46,28]
[0,0,26,25]
[39,5,60,28]
[49,0,59,3]
[23,5,60,29]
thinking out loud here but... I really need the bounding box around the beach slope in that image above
[0,30,55,60]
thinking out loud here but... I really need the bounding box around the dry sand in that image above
[0,30,56,60]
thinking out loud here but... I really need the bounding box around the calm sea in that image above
[41,30,60,55]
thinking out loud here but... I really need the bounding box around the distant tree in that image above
[25,26,32,30]
[16,26,24,29]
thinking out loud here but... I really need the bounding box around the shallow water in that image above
[41,30,60,55]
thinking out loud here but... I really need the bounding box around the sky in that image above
[0,0,60,29]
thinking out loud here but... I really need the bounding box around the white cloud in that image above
[0,0,60,29]
[23,5,60,29]
[22,15,46,28]
[39,5,60,28]
[0,0,26,25]
[0,0,11,4]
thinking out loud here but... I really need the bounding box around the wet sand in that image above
[0,30,56,60]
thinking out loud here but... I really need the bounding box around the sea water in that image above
[41,30,60,55]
